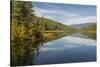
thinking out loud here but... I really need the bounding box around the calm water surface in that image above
[33,33,96,65]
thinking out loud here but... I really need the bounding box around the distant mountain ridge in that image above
[71,22,96,29]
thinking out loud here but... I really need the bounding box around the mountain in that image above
[80,23,96,31]
[79,23,96,39]
[38,17,76,32]
[71,22,96,29]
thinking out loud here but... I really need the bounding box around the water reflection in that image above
[39,36,96,52]
[70,33,96,40]
[11,40,43,66]
[11,32,73,66]
[33,33,96,65]
[11,32,96,66]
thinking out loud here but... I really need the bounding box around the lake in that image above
[33,33,96,65]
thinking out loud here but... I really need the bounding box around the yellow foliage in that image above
[11,20,25,41]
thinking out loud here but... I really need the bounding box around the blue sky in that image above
[32,2,96,25]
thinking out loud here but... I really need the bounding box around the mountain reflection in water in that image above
[33,33,96,65]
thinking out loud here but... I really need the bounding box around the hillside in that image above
[79,23,96,32]
[71,23,96,29]
[79,23,96,39]
[33,17,77,42]
[36,17,76,32]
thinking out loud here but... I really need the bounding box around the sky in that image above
[32,2,96,25]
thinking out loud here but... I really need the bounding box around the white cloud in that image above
[64,16,96,25]
[33,7,96,25]
[33,7,80,19]
[34,7,57,17]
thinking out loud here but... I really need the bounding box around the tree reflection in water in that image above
[11,39,43,66]
[11,32,74,66]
